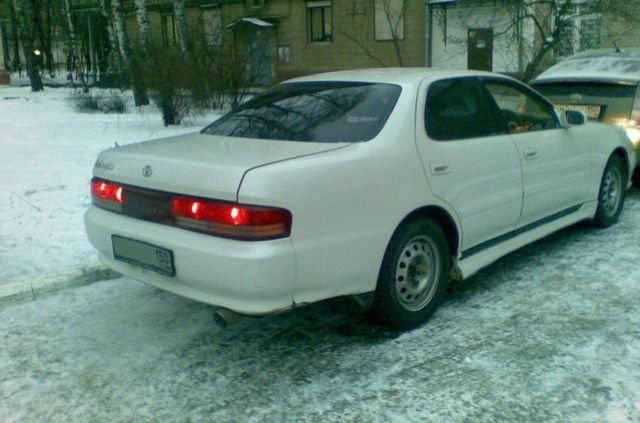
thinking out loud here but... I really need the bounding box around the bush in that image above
[101,92,128,114]
[69,91,100,113]
[68,90,128,114]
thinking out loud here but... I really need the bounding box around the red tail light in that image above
[90,178,291,240]
[91,178,124,212]
[172,197,292,240]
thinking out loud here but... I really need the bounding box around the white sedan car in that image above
[85,69,635,328]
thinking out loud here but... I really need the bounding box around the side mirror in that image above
[565,110,587,126]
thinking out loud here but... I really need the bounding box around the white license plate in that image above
[556,103,602,119]
[112,235,175,276]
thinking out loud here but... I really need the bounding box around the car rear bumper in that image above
[84,206,297,315]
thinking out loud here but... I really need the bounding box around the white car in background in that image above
[85,69,635,329]
[530,48,640,184]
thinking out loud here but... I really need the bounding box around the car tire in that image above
[372,218,450,329]
[594,155,626,228]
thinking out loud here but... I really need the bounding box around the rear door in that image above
[416,76,523,253]
[481,78,592,228]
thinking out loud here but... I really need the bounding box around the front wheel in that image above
[372,219,450,329]
[594,155,626,228]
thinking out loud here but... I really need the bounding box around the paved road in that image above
[1,190,639,422]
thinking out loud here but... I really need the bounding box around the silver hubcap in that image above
[395,235,440,311]
[601,166,622,216]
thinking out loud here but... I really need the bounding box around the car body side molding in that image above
[460,204,583,260]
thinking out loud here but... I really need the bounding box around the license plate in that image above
[112,235,175,277]
[556,103,602,119]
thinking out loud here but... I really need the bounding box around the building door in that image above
[468,29,493,71]
[249,28,273,87]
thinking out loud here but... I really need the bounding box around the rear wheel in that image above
[372,219,450,329]
[594,155,626,227]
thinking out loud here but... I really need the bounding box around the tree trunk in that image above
[97,0,124,85]
[63,0,88,91]
[1,21,11,71]
[7,0,22,74]
[134,0,151,50]
[40,0,56,76]
[173,0,189,54]
[12,0,44,91]
[111,0,149,105]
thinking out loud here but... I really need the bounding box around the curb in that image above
[0,267,120,308]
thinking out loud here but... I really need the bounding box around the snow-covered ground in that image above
[1,84,640,421]
[0,86,219,298]
[1,192,639,421]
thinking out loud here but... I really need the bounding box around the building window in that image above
[307,1,332,43]
[375,0,405,41]
[162,14,177,47]
[579,17,601,50]
[277,46,291,64]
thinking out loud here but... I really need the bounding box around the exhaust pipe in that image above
[213,308,242,328]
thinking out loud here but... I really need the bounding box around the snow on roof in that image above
[225,17,273,29]
[533,48,640,84]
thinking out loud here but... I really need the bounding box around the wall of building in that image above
[428,2,536,75]
[272,0,426,80]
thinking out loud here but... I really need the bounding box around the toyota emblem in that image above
[142,165,153,177]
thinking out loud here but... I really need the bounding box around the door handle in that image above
[430,162,450,175]
[524,150,538,160]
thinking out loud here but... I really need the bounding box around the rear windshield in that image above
[532,81,637,121]
[202,82,401,142]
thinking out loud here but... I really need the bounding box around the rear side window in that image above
[202,82,401,142]
[425,78,505,141]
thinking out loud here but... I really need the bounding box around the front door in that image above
[468,29,493,71]
[481,78,592,227]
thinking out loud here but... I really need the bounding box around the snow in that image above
[1,84,640,421]
[1,203,640,420]
[0,86,220,299]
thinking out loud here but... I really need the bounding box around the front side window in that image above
[484,80,560,134]
[202,82,401,142]
[307,2,332,42]
[425,78,505,141]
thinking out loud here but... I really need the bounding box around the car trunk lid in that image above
[93,132,347,201]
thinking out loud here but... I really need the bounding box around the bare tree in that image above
[377,0,407,66]
[173,0,189,54]
[63,0,88,90]
[6,0,22,73]
[11,0,43,91]
[110,0,148,105]
[337,0,408,67]
[134,0,151,50]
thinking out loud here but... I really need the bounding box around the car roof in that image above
[532,48,640,85]
[283,68,508,87]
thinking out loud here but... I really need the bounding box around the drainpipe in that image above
[427,1,433,67]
